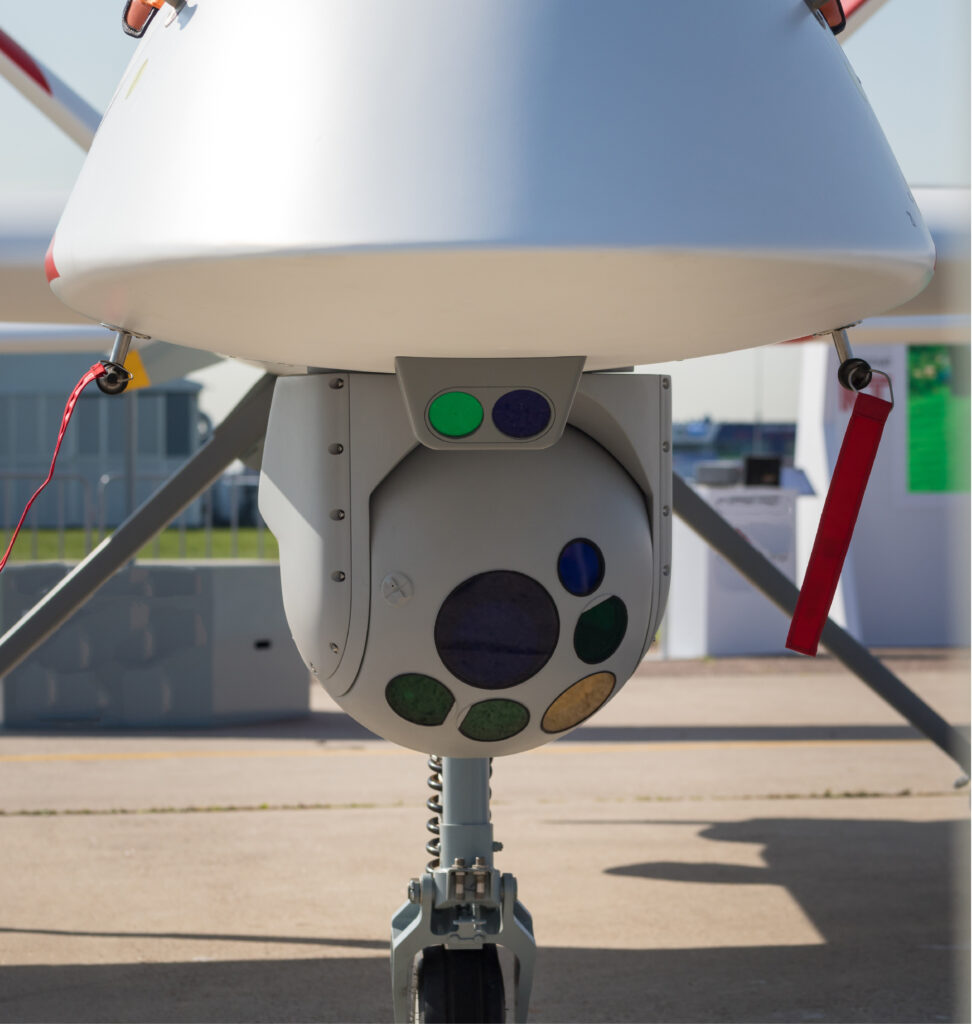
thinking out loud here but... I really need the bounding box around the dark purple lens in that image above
[434,570,559,689]
[491,389,552,439]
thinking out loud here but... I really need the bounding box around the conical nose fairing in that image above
[50,1,933,369]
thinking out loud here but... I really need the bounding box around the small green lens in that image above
[386,674,455,726]
[459,699,530,742]
[428,391,484,438]
[573,596,628,664]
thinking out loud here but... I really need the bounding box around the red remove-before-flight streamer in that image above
[786,389,892,656]
[0,363,107,574]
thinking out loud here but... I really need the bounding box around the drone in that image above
[0,2,967,1020]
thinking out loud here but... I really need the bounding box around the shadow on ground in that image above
[1,817,967,1022]
[0,942,965,1023]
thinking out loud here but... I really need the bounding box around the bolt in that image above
[407,878,421,904]
[330,509,346,521]
[662,441,671,453]
[329,643,339,654]
[328,443,344,455]
[330,377,345,389]
[662,564,670,577]
[662,505,670,517]
[661,377,670,390]
[331,571,346,582]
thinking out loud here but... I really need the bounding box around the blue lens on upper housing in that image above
[558,539,605,597]
[491,389,552,439]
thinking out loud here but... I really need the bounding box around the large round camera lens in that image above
[434,570,559,689]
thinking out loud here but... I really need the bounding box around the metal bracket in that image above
[390,756,536,1022]
[96,326,150,395]
[390,870,536,1024]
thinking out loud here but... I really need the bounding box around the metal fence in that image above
[1,471,272,560]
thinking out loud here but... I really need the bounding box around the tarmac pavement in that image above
[0,649,968,1023]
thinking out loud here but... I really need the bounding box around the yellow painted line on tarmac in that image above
[0,737,924,765]
[538,738,925,755]
[0,747,403,764]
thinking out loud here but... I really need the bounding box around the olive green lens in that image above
[573,596,627,664]
[386,673,455,726]
[459,699,530,742]
[428,391,484,438]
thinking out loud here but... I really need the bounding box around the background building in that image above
[0,353,203,530]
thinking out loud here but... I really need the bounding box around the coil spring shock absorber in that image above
[424,756,497,872]
[425,754,443,870]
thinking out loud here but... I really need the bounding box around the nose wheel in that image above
[414,944,506,1024]
[390,757,536,1023]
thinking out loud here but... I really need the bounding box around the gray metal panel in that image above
[395,356,584,451]
[569,372,672,657]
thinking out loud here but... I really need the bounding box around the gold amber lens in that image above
[541,672,615,734]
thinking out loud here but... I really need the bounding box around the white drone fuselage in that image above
[38,0,938,756]
[46,0,933,371]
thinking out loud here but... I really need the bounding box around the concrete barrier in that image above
[0,561,309,727]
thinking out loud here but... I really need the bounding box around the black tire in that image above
[415,944,505,1023]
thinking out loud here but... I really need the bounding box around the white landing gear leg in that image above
[390,757,536,1023]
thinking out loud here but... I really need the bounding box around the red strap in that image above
[786,391,891,656]
[0,363,106,574]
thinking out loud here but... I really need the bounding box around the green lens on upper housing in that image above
[428,391,484,438]
[459,699,530,742]
[386,673,455,726]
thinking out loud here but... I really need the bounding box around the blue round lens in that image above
[491,389,552,439]
[434,570,559,689]
[557,539,605,596]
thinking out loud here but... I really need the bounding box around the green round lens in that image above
[386,674,455,726]
[573,596,628,664]
[428,391,484,438]
[459,699,530,742]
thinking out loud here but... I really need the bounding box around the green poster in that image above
[907,345,971,493]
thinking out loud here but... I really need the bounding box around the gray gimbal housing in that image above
[259,358,671,756]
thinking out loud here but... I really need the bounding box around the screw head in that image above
[407,878,421,903]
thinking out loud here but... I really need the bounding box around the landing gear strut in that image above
[390,757,536,1023]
